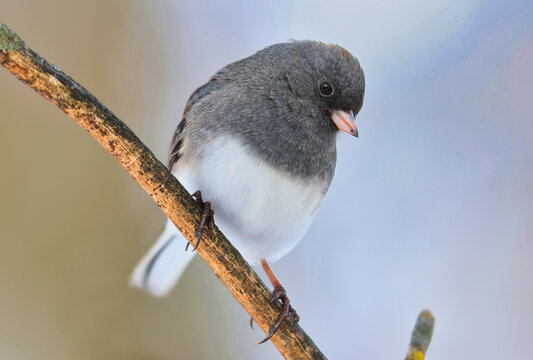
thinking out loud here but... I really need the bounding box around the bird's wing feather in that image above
[167,60,245,169]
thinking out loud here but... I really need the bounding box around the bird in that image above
[130,40,365,342]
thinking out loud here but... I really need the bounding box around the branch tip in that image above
[405,309,435,360]
[0,23,26,52]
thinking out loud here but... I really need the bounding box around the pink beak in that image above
[331,110,358,138]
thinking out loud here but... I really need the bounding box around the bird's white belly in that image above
[173,136,325,265]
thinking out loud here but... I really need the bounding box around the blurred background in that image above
[1,0,532,359]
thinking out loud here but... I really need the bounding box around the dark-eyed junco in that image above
[130,40,365,341]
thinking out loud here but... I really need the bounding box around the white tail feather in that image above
[129,219,196,297]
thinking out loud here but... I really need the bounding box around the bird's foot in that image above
[257,284,299,344]
[185,190,215,251]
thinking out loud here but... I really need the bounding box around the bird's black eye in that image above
[319,81,334,97]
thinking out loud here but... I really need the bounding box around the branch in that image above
[405,310,435,360]
[1,23,438,360]
[0,22,325,359]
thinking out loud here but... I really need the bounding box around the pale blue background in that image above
[154,1,533,358]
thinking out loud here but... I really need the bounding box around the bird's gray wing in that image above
[166,61,243,169]
[167,78,218,169]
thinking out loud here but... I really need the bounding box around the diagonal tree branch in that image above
[0,22,324,360]
[1,22,437,360]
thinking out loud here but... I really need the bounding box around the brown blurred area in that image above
[0,2,250,359]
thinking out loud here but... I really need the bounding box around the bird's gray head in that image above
[255,41,365,138]
[185,41,366,181]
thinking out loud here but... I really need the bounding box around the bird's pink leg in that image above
[257,260,299,344]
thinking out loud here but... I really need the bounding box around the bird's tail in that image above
[129,219,196,297]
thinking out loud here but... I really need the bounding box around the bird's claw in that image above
[185,190,215,251]
[257,285,299,344]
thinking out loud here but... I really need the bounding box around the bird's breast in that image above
[173,136,328,265]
